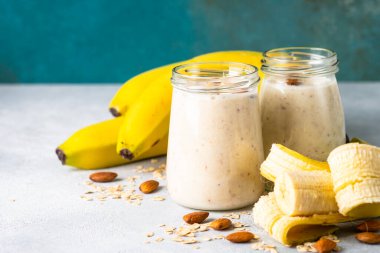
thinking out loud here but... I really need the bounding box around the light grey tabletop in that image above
[1,83,379,253]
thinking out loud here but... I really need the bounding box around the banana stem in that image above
[55,148,66,165]
[109,107,121,117]
[119,149,134,160]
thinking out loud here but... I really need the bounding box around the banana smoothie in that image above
[260,76,345,161]
[167,63,264,210]
[260,47,346,161]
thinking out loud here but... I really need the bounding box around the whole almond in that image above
[210,218,232,230]
[314,238,336,253]
[89,172,117,183]
[183,211,209,224]
[139,180,159,194]
[226,231,255,243]
[356,232,380,244]
[356,220,380,232]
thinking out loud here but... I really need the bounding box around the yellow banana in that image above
[56,117,167,170]
[191,50,263,78]
[109,51,263,117]
[116,51,263,160]
[109,62,183,117]
[117,75,172,159]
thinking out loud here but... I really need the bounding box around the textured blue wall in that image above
[1,0,380,83]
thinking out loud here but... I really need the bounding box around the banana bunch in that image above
[56,51,263,169]
[254,142,380,245]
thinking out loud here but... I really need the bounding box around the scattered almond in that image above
[355,232,380,244]
[139,180,159,194]
[183,211,209,224]
[225,231,255,243]
[356,220,380,232]
[209,218,232,230]
[314,238,336,253]
[89,172,117,183]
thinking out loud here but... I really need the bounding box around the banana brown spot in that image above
[151,139,160,147]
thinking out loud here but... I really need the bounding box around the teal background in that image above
[1,0,380,83]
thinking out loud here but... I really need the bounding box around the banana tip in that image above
[120,149,134,160]
[55,148,66,165]
[109,107,121,117]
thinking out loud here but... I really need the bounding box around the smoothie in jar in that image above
[260,47,345,161]
[167,62,264,210]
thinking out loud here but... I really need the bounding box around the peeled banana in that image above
[252,193,352,246]
[327,143,380,217]
[56,117,167,169]
[274,170,338,216]
[116,51,263,160]
[260,144,330,182]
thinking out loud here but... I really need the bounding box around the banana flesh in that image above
[56,117,167,169]
[274,170,338,216]
[252,193,352,246]
[260,144,330,182]
[254,142,380,246]
[327,143,380,217]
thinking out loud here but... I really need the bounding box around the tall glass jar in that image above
[167,62,264,210]
[260,47,345,161]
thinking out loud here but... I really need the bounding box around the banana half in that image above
[328,143,380,217]
[252,193,353,246]
[260,144,330,182]
[274,170,338,216]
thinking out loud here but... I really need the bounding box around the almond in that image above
[89,172,117,183]
[226,231,254,243]
[356,220,380,232]
[356,232,380,244]
[209,218,232,230]
[183,211,209,224]
[139,180,159,194]
[314,238,336,253]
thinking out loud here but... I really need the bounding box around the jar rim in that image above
[262,47,338,77]
[171,62,260,93]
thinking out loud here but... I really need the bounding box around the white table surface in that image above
[1,83,380,253]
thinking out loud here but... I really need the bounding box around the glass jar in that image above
[260,47,345,161]
[167,62,264,210]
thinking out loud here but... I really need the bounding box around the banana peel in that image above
[56,117,167,169]
[252,193,354,246]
